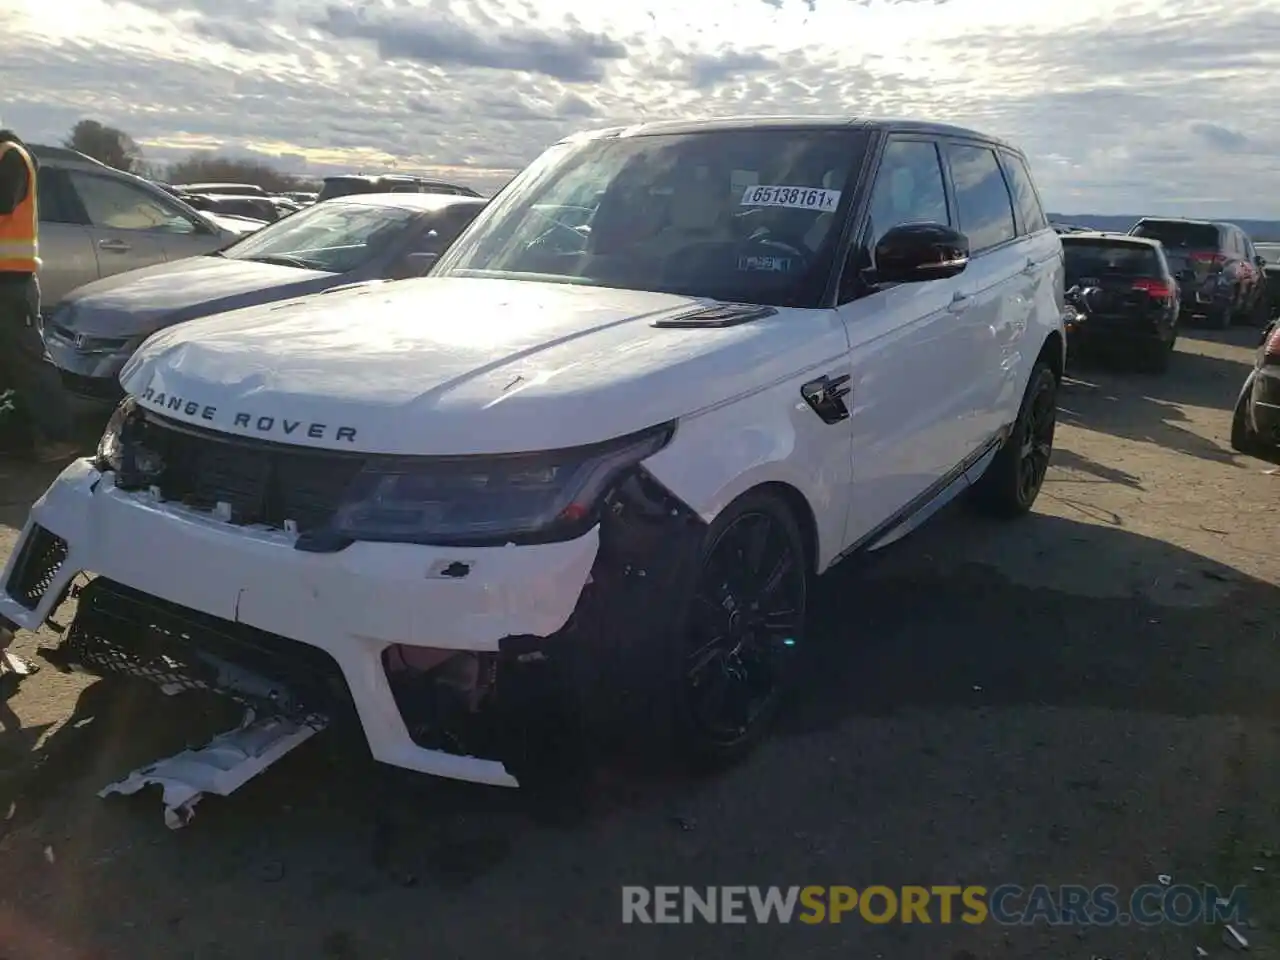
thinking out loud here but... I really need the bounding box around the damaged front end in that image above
[33,463,708,818]
[380,466,709,787]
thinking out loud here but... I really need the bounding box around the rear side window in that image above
[36,167,85,224]
[1130,220,1219,250]
[945,143,1016,252]
[1062,240,1162,279]
[999,152,1048,235]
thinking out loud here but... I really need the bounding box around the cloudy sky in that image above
[2,0,1278,216]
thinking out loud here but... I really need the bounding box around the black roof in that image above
[29,143,104,165]
[1132,216,1227,229]
[1062,231,1163,247]
[564,115,1023,155]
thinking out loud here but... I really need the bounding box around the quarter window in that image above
[866,139,949,246]
[945,144,1016,252]
[66,171,197,234]
[999,152,1048,235]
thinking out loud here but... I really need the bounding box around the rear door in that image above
[34,166,99,307]
[940,140,1027,445]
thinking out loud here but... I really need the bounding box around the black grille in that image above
[6,524,69,610]
[59,370,125,402]
[130,414,367,533]
[56,578,355,724]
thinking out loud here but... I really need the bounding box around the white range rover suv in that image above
[2,118,1064,794]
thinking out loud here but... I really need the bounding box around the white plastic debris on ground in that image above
[98,709,326,829]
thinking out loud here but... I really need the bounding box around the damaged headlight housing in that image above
[323,422,675,547]
[95,396,137,472]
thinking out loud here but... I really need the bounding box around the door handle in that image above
[947,291,970,313]
[1022,257,1036,274]
[98,239,131,253]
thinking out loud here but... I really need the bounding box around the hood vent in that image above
[652,303,777,329]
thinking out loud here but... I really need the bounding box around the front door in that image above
[835,136,982,545]
[63,169,176,279]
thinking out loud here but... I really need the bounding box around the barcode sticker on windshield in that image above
[740,186,841,211]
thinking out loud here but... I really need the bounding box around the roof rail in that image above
[29,144,107,166]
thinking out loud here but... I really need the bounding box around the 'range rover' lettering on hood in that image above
[137,387,358,443]
[119,275,850,456]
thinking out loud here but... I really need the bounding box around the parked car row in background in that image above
[42,192,487,402]
[1053,216,1276,382]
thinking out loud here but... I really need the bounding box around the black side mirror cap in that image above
[869,222,971,285]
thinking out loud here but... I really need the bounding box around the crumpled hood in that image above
[58,257,336,337]
[121,276,845,456]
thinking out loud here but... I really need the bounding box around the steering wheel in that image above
[735,232,814,273]
[657,234,813,287]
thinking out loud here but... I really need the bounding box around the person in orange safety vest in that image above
[0,128,76,465]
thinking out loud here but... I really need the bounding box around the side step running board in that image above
[99,710,326,829]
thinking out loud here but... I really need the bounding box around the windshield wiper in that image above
[243,254,318,269]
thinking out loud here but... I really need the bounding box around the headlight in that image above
[95,396,138,472]
[325,422,675,547]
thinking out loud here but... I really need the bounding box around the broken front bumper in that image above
[1,459,705,788]
[0,458,603,787]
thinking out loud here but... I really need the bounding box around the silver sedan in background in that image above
[42,193,488,403]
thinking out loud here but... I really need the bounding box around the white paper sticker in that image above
[740,185,841,211]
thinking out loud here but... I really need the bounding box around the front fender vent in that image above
[652,304,777,329]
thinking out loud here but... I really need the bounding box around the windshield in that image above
[434,128,868,308]
[219,201,417,272]
[1130,220,1219,249]
[1063,240,1162,281]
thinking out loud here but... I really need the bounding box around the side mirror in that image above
[387,251,439,280]
[871,222,970,285]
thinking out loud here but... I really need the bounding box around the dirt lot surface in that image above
[0,329,1277,960]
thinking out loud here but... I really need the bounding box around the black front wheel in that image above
[675,491,808,768]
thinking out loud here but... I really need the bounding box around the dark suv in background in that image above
[1128,218,1269,329]
[316,174,482,202]
[1061,231,1180,373]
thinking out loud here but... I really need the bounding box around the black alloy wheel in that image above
[679,498,807,765]
[1017,373,1057,506]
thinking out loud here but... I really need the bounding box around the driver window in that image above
[866,140,950,247]
[67,171,198,235]
[840,139,949,304]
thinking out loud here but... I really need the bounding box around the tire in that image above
[672,489,809,770]
[1230,373,1260,455]
[1249,294,1272,329]
[1138,337,1173,375]
[971,360,1058,519]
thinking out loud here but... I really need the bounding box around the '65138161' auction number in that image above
[740,186,841,211]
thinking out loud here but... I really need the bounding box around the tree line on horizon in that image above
[59,119,321,193]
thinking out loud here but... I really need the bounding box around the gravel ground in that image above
[0,327,1276,960]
